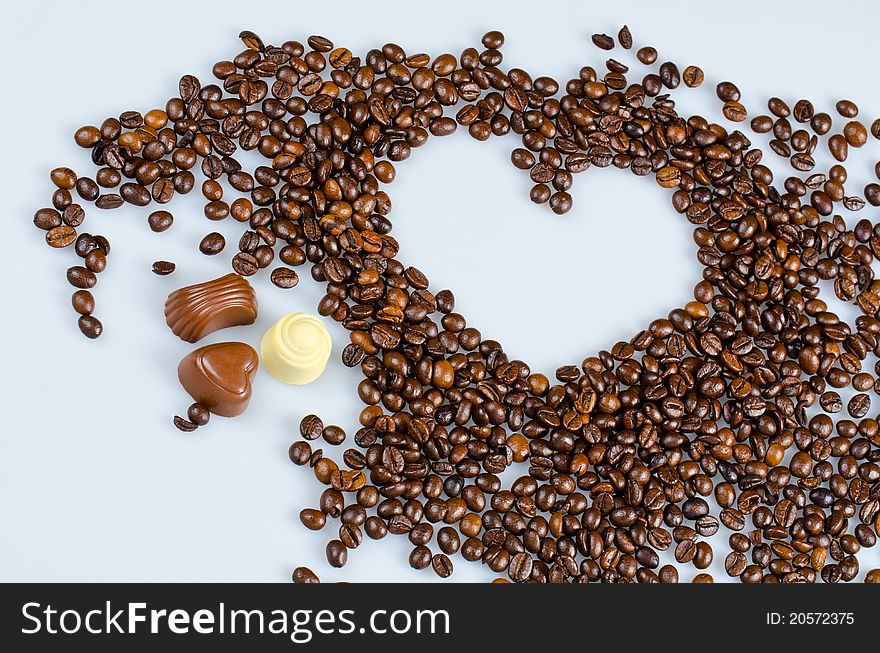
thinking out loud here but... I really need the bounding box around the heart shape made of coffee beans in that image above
[34,27,880,583]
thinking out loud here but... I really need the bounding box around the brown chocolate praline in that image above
[177,342,258,417]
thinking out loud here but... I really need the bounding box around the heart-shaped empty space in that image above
[389,138,702,374]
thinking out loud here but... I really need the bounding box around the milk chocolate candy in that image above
[164,273,258,343]
[177,342,258,417]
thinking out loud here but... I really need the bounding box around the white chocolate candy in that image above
[260,312,332,384]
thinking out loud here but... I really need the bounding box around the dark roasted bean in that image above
[151,260,175,275]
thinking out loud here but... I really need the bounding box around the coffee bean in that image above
[232,252,258,276]
[173,415,198,432]
[431,553,453,578]
[508,551,533,582]
[67,266,97,289]
[843,120,867,147]
[34,208,62,231]
[836,99,858,117]
[184,403,209,426]
[148,210,174,232]
[637,46,657,65]
[70,290,95,316]
[270,267,299,288]
[292,566,320,583]
[95,194,123,210]
[84,249,106,274]
[76,315,100,339]
[199,232,225,255]
[50,167,77,189]
[339,523,363,549]
[725,551,748,577]
[300,508,327,530]
[300,414,324,440]
[326,539,348,567]
[716,81,740,102]
[342,343,364,367]
[322,425,346,446]
[151,260,175,275]
[46,225,77,248]
[682,66,704,88]
[289,441,312,466]
[591,34,614,50]
[659,62,680,89]
[74,126,101,148]
[723,101,747,122]
[811,112,833,135]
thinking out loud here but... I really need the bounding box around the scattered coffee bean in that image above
[46,225,77,248]
[292,566,320,583]
[152,260,176,275]
[590,33,614,50]
[173,415,198,432]
[148,210,174,233]
[682,66,704,88]
[199,232,225,255]
[71,290,95,316]
[270,267,299,288]
[300,414,324,440]
[187,403,210,426]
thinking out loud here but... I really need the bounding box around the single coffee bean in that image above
[342,343,364,367]
[187,403,210,426]
[62,204,85,227]
[148,210,174,232]
[50,167,77,189]
[617,25,632,49]
[84,249,106,274]
[508,551,533,582]
[151,261,176,275]
[636,46,657,65]
[77,315,102,339]
[232,252,259,276]
[723,101,747,122]
[431,553,453,578]
[292,566,320,584]
[300,508,327,530]
[270,267,299,288]
[74,125,101,148]
[591,33,614,50]
[339,523,363,549]
[289,441,312,466]
[95,194,123,210]
[658,62,680,89]
[34,208,62,231]
[409,545,432,570]
[320,424,346,446]
[71,290,95,316]
[836,99,858,117]
[682,66,704,88]
[326,540,348,567]
[173,415,198,432]
[67,266,97,289]
[46,225,77,248]
[716,81,740,102]
[199,232,226,255]
[300,414,324,440]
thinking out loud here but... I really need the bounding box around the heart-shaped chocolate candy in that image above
[177,342,259,417]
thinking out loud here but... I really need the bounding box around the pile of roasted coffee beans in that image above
[32,26,880,582]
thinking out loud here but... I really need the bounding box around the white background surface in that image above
[2,0,879,582]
